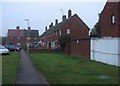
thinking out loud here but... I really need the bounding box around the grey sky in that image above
[2,1,107,36]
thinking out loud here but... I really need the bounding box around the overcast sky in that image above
[1,0,107,36]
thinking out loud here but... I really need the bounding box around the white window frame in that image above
[59,29,61,36]
[111,15,115,24]
[67,29,70,34]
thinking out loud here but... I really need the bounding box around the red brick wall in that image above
[8,37,26,46]
[70,39,90,59]
[40,14,90,59]
[61,14,89,39]
[64,42,71,54]
[47,34,60,42]
[61,14,90,59]
[100,2,119,37]
[8,36,39,47]
[29,37,39,43]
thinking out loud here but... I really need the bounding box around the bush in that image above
[58,35,71,48]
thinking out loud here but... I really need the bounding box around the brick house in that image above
[40,9,90,59]
[99,0,120,37]
[7,26,39,47]
[91,0,120,66]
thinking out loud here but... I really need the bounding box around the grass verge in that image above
[29,53,119,84]
[2,52,20,84]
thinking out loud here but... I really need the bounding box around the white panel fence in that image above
[91,37,120,66]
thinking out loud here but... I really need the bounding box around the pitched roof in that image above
[41,14,75,37]
[8,29,25,37]
[8,29,39,37]
[24,30,39,37]
[41,14,90,37]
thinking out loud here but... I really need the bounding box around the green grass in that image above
[30,53,119,84]
[2,52,20,84]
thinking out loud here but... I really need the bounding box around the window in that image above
[17,37,20,39]
[67,29,70,34]
[111,15,115,24]
[59,29,61,36]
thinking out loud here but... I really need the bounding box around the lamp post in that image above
[25,19,30,54]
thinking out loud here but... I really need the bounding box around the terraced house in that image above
[7,26,39,47]
[40,9,90,59]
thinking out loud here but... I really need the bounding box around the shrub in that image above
[58,35,71,48]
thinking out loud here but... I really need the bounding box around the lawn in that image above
[2,52,20,84]
[30,53,119,84]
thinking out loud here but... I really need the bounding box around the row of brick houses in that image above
[7,26,39,47]
[6,0,120,62]
[40,9,90,59]
[40,0,120,60]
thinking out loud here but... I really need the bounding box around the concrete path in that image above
[15,49,49,84]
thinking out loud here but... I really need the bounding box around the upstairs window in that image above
[111,15,115,25]
[67,29,70,34]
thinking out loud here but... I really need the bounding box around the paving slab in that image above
[15,49,49,84]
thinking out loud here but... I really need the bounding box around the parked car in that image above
[15,46,21,51]
[5,44,21,51]
[0,45,9,55]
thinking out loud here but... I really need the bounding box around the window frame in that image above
[111,15,115,25]
[67,29,70,35]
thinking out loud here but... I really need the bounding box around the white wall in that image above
[91,37,120,66]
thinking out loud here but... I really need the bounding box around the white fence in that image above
[91,37,120,66]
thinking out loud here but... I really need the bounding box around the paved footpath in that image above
[15,49,49,84]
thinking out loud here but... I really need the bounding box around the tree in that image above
[58,35,71,48]
[90,22,101,37]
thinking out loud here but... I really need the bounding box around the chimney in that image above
[68,9,72,18]
[45,26,47,31]
[98,13,101,17]
[16,26,20,29]
[51,22,53,27]
[49,24,51,29]
[28,27,31,30]
[55,19,58,25]
[62,15,66,21]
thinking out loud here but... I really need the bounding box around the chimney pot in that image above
[45,26,47,31]
[16,26,20,29]
[51,22,53,27]
[62,15,66,21]
[68,9,72,18]
[98,13,101,17]
[49,24,51,29]
[55,19,58,25]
